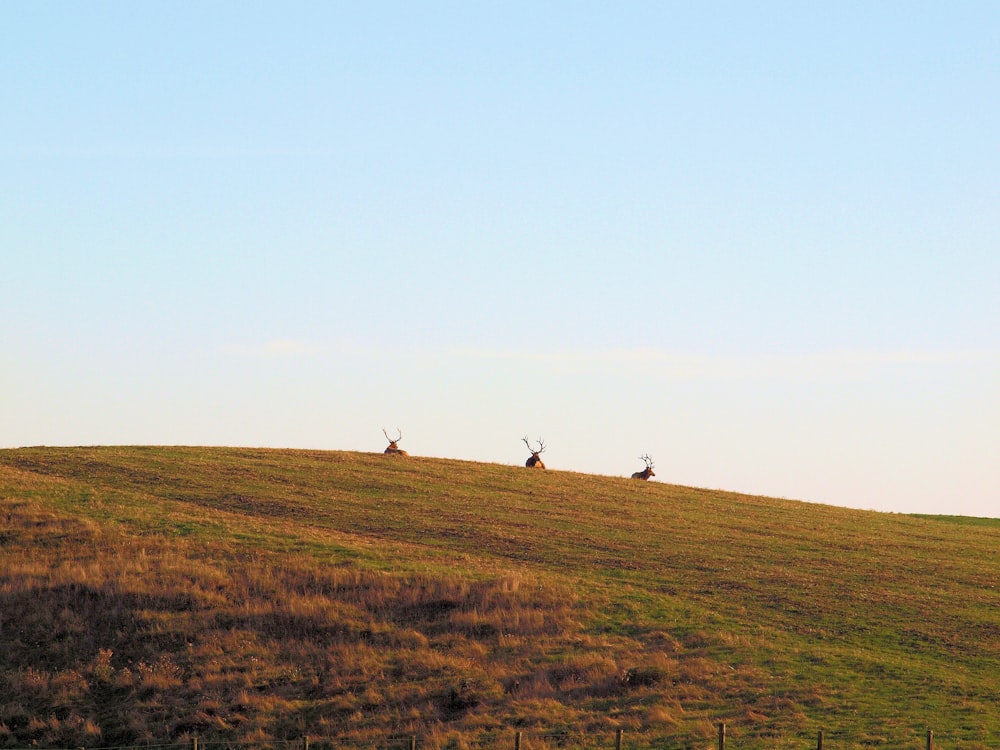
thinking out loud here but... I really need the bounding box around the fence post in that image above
[817,730,824,750]
[303,737,310,750]
[410,736,417,750]
[717,723,726,750]
[515,731,522,750]
[616,728,624,750]
[191,737,198,750]
[927,730,933,750]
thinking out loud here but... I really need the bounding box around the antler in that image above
[639,453,654,469]
[523,436,546,454]
[384,427,402,443]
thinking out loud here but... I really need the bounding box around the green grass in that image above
[1,446,998,749]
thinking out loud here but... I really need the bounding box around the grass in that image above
[1,446,998,749]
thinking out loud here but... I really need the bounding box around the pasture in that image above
[1,446,998,749]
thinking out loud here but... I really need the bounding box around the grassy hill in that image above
[1,446,998,750]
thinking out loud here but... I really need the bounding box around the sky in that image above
[2,2,998,518]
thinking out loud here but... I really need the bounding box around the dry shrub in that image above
[135,654,183,690]
[0,704,31,734]
[451,638,490,660]
[423,726,474,750]
[505,697,585,728]
[681,630,714,650]
[642,700,683,729]
[548,653,620,693]
[48,669,89,703]
[388,644,467,683]
[25,716,47,736]
[676,656,719,684]
[513,672,558,701]
[620,650,680,693]
[232,688,286,715]
[501,608,554,637]
[319,642,388,679]
[361,685,386,709]
[442,674,504,716]
[737,705,771,724]
[89,647,114,683]
[20,712,102,747]
[226,726,273,745]
[11,667,50,693]
[249,597,374,642]
[647,630,683,652]
[276,591,344,620]
[447,608,501,639]
[620,665,666,690]
[1,500,102,548]
[498,631,526,649]
[387,628,430,649]
[274,567,579,641]
[112,665,136,688]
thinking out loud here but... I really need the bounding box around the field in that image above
[1,446,998,749]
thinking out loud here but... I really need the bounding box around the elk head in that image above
[522,436,546,469]
[631,454,655,480]
[383,427,409,456]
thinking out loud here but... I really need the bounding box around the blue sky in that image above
[3,2,998,517]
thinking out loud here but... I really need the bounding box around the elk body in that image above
[522,436,546,469]
[383,428,408,456]
[631,454,655,480]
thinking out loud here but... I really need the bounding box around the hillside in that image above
[1,446,998,750]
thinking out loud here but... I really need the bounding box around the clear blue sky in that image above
[3,2,998,517]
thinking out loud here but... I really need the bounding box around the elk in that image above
[522,436,546,469]
[631,454,655,480]
[382,428,408,456]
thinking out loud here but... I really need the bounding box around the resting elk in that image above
[522,436,546,469]
[382,428,409,456]
[631,454,655,480]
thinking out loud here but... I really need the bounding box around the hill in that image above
[1,446,998,749]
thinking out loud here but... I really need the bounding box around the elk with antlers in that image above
[631,454,655,480]
[522,436,546,469]
[382,428,409,456]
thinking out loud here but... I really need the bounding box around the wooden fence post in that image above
[927,730,933,750]
[717,723,726,750]
[191,737,198,750]
[303,737,309,750]
[410,736,417,750]
[514,731,522,750]
[817,730,824,750]
[615,728,623,750]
